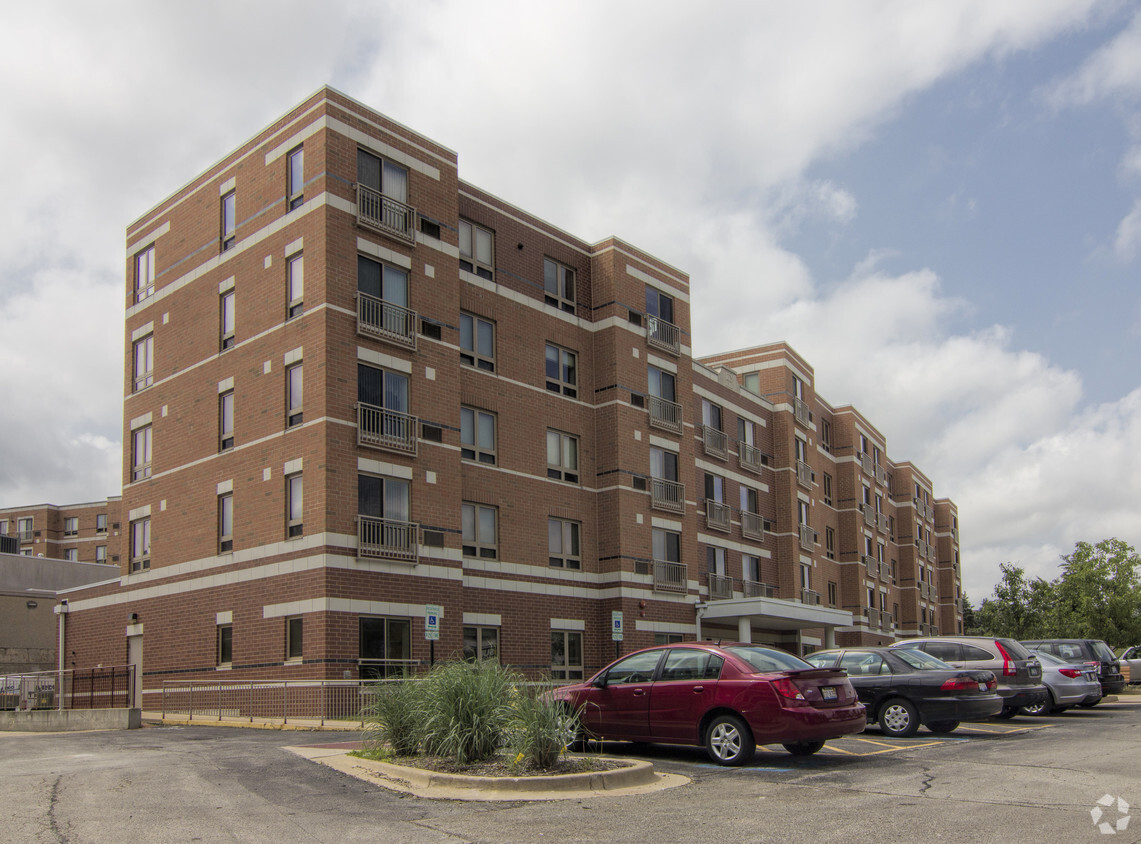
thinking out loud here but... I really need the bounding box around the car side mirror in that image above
[592,674,608,689]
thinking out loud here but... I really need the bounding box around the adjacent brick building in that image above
[0,499,122,566]
[41,87,962,700]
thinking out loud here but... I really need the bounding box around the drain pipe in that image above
[56,600,68,711]
[695,604,706,640]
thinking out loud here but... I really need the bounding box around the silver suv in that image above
[889,636,1046,718]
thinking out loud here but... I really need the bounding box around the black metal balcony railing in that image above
[357,515,418,563]
[708,572,734,600]
[357,403,418,455]
[705,500,732,532]
[738,440,763,473]
[357,293,417,349]
[743,580,776,598]
[646,317,681,355]
[701,426,728,460]
[648,395,683,434]
[740,511,764,541]
[650,478,685,513]
[356,184,415,244]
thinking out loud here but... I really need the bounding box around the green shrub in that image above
[507,683,580,769]
[360,677,423,757]
[417,661,518,765]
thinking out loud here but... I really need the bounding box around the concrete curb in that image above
[287,745,689,801]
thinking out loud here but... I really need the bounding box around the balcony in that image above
[358,515,418,563]
[862,504,875,527]
[864,607,880,627]
[701,426,729,460]
[800,588,819,606]
[859,452,873,475]
[738,440,763,474]
[930,625,940,636]
[650,478,685,513]
[705,500,732,532]
[740,511,764,541]
[646,316,681,355]
[798,524,815,551]
[743,580,776,598]
[861,554,876,576]
[708,572,734,600]
[356,184,416,244]
[793,397,811,427]
[879,561,893,582]
[18,529,33,543]
[358,292,417,350]
[648,395,683,434]
[882,613,894,630]
[640,559,686,594]
[878,513,890,532]
[357,403,418,455]
[796,460,813,488]
[875,464,887,485]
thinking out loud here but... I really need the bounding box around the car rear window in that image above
[996,639,1032,659]
[1092,641,1115,662]
[725,646,811,672]
[893,649,953,670]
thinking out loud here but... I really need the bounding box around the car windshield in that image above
[1092,641,1116,662]
[996,638,1033,659]
[892,648,953,670]
[725,646,812,672]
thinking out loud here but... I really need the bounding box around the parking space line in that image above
[848,737,904,749]
[954,723,1052,735]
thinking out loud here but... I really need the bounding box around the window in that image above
[548,517,581,569]
[661,649,723,682]
[794,437,808,463]
[287,474,303,537]
[357,255,412,342]
[825,526,835,560]
[64,517,78,537]
[131,425,152,481]
[286,617,303,661]
[96,514,107,533]
[463,626,500,662]
[822,473,833,506]
[130,518,150,571]
[645,287,674,324]
[650,447,679,482]
[286,363,303,427]
[704,472,725,503]
[460,407,496,464]
[739,486,758,514]
[821,419,832,453]
[221,191,236,251]
[743,372,760,394]
[219,391,234,451]
[546,430,579,482]
[17,517,32,542]
[743,554,761,583]
[218,493,233,553]
[797,499,809,525]
[287,252,304,319]
[543,257,576,313]
[460,312,495,371]
[654,633,684,646]
[0,519,7,536]
[459,220,494,279]
[828,581,838,607]
[133,334,153,391]
[551,630,583,680]
[64,548,78,562]
[738,417,754,445]
[544,344,577,397]
[358,149,408,203]
[359,617,412,678]
[462,502,497,559]
[604,650,664,685]
[217,624,233,667]
[706,546,726,575]
[647,366,676,402]
[287,145,304,210]
[652,528,681,562]
[357,364,413,450]
[702,399,723,432]
[801,564,812,590]
[134,245,155,302]
[220,291,235,350]
[95,545,107,562]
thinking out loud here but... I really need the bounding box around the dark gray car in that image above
[889,636,1046,718]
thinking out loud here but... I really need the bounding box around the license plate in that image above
[821,686,837,700]
[978,682,987,692]
[1029,666,1040,677]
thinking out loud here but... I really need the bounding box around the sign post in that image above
[425,604,442,666]
[611,610,623,660]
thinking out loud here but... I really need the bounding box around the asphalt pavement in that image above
[4,699,1140,843]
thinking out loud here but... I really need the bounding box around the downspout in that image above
[56,600,68,711]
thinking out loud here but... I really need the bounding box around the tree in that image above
[1052,539,1141,647]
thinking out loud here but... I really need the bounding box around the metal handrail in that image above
[357,402,418,454]
[357,292,417,349]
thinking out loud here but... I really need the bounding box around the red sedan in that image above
[549,641,866,765]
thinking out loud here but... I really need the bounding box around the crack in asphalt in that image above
[48,775,68,843]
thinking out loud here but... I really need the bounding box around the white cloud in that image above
[1114,198,1141,260]
[1045,7,1141,107]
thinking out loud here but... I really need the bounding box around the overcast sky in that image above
[2,1,1139,603]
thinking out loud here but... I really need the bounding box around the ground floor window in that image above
[359,617,411,678]
[463,626,499,662]
[217,625,233,667]
[551,630,583,680]
[654,632,684,646]
[286,617,303,661]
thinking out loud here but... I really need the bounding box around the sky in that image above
[1,0,1139,603]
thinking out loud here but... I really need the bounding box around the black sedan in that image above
[805,647,1003,737]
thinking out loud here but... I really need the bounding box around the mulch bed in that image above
[379,753,631,777]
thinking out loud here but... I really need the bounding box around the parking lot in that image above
[5,700,1140,843]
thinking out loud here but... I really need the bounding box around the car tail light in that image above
[994,641,1017,676]
[941,676,979,691]
[771,677,808,706]
[1058,668,1082,678]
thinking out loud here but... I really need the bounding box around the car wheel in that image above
[705,714,755,766]
[878,698,920,737]
[783,741,825,756]
[995,706,1019,719]
[1020,691,1054,717]
[926,720,960,734]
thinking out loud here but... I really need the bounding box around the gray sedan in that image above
[1021,650,1101,715]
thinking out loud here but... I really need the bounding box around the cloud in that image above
[1045,7,1141,107]
[1114,198,1141,260]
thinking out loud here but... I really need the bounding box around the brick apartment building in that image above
[42,87,961,696]
[0,499,122,566]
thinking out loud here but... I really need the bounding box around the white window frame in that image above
[287,145,304,210]
[130,517,150,571]
[64,517,78,537]
[133,334,153,392]
[548,517,581,569]
[221,190,236,251]
[135,245,155,303]
[287,252,303,319]
[546,430,579,483]
[132,425,152,481]
[286,363,303,427]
